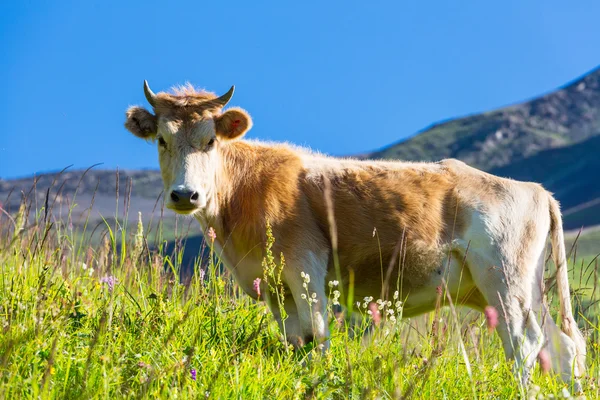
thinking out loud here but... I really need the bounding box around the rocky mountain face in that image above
[490,134,600,229]
[370,67,600,171]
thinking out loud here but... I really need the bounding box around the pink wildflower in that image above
[368,302,381,326]
[253,278,261,298]
[334,310,344,329]
[207,227,216,242]
[100,276,118,292]
[538,349,551,373]
[484,306,498,333]
[137,361,150,369]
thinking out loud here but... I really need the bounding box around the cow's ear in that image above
[214,107,252,141]
[125,106,157,139]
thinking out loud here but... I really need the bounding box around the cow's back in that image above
[300,157,466,292]
[299,155,551,295]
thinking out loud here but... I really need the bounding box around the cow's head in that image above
[124,81,252,214]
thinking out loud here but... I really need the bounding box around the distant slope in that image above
[0,169,164,225]
[370,67,600,171]
[490,135,600,229]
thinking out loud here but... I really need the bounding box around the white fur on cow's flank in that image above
[124,82,587,392]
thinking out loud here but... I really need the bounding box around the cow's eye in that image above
[206,138,216,148]
[158,137,167,148]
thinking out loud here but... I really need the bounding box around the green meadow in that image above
[1,194,599,399]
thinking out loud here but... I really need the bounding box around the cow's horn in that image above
[144,80,157,107]
[211,85,235,108]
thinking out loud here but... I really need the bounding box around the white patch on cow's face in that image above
[156,116,220,215]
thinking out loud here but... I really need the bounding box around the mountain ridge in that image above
[369,66,600,171]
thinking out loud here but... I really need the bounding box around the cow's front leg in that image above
[284,262,330,351]
[264,292,307,350]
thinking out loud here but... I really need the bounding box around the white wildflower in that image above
[332,290,341,306]
[333,290,340,306]
[301,293,307,300]
[393,291,399,299]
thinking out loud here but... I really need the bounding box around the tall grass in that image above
[0,172,599,399]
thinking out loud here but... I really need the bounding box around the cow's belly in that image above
[335,239,486,316]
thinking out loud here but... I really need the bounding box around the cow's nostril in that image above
[191,192,199,201]
[170,191,180,203]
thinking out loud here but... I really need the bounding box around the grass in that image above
[1,182,599,399]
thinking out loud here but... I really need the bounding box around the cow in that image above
[124,81,586,391]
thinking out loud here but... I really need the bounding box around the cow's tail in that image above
[548,194,586,374]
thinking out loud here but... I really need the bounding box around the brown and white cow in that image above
[125,81,586,390]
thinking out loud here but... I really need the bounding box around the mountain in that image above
[490,135,600,228]
[0,169,164,224]
[368,66,600,230]
[370,67,600,171]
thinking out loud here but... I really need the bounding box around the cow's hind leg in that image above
[539,303,582,392]
[495,292,544,386]
[531,257,583,392]
[468,254,544,387]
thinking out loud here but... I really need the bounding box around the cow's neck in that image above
[198,141,268,258]
[198,140,303,260]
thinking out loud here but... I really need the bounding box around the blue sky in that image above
[1,1,599,179]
